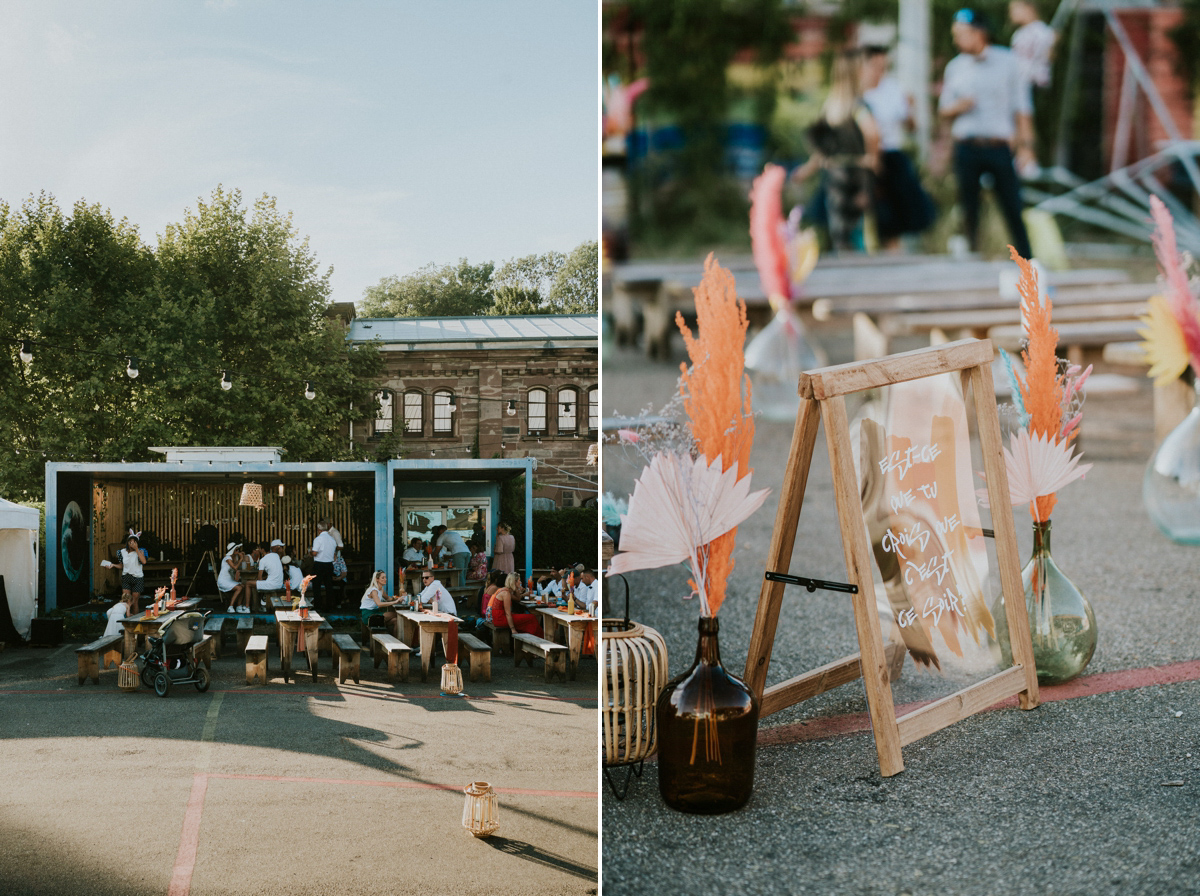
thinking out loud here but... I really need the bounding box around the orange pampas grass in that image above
[1011,247,1069,521]
[675,255,756,614]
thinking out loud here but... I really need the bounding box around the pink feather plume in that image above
[749,164,791,303]
[1149,196,1200,371]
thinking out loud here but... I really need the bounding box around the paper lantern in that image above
[462,781,499,838]
[239,482,265,510]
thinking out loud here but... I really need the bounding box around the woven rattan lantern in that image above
[440,662,464,697]
[118,657,140,691]
[239,482,265,510]
[602,575,669,799]
[462,781,499,838]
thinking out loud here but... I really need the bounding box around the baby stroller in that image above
[138,611,211,697]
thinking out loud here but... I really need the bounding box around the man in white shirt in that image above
[574,568,598,614]
[418,570,456,615]
[257,539,286,607]
[939,8,1033,260]
[401,537,424,565]
[310,522,338,611]
[434,526,471,573]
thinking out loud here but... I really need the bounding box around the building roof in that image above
[346,314,596,349]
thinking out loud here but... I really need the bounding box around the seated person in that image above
[465,540,488,582]
[256,539,286,608]
[574,567,598,615]
[486,572,543,638]
[477,569,505,617]
[402,537,424,566]
[416,568,458,663]
[360,570,403,631]
[282,555,305,593]
[217,541,248,614]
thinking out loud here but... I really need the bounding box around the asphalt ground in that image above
[0,628,599,896]
[600,316,1200,896]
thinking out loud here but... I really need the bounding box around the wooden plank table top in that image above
[395,609,462,682]
[533,607,597,681]
[120,604,199,659]
[274,610,325,683]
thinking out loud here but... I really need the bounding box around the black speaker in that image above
[29,618,63,648]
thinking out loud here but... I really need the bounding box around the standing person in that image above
[792,49,880,253]
[309,521,337,612]
[1009,0,1057,166]
[861,45,936,248]
[492,522,515,575]
[102,591,137,638]
[434,525,471,575]
[104,531,149,612]
[939,8,1034,260]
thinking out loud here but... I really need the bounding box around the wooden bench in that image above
[483,620,512,655]
[317,620,333,655]
[989,319,1143,365]
[331,633,362,684]
[235,617,256,653]
[371,633,411,682]
[75,633,124,685]
[203,617,228,658]
[457,632,492,682]
[193,633,215,672]
[245,634,269,685]
[513,632,568,683]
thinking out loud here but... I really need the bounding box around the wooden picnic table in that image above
[119,601,200,659]
[395,609,462,682]
[275,609,324,684]
[533,607,597,682]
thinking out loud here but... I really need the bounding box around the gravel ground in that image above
[600,321,1200,896]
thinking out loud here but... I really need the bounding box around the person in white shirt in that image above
[401,537,424,565]
[310,522,338,612]
[434,526,471,573]
[574,568,598,614]
[105,532,148,609]
[256,539,286,608]
[416,569,458,663]
[1009,0,1056,166]
[102,592,136,638]
[282,555,305,592]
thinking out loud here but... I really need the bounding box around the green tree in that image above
[359,259,495,318]
[0,188,383,501]
[548,240,599,314]
[490,250,566,315]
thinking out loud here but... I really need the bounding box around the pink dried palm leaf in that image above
[978,430,1092,522]
[608,452,770,615]
[749,164,791,303]
[1148,195,1200,371]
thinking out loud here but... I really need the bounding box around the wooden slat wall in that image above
[92,482,126,592]
[98,480,369,561]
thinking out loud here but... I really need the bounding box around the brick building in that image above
[346,314,598,508]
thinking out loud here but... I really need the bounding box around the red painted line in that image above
[756,658,1200,748]
[168,772,208,896]
[0,687,595,703]
[206,772,596,799]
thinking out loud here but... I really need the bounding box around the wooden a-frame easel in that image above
[743,340,1040,777]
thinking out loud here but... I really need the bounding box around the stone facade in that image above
[345,315,598,507]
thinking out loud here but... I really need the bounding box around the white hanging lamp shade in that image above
[461,781,499,838]
[239,482,265,510]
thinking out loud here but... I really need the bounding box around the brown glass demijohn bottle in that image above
[655,616,759,813]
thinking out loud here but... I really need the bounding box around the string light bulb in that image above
[306,481,313,494]
[448,396,457,412]
[277,483,285,497]
[326,488,334,502]
[220,370,233,391]
[506,400,516,417]
[126,357,139,379]
[19,341,33,364]
[304,382,316,400]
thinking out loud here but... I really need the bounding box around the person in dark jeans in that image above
[309,521,337,612]
[939,8,1034,260]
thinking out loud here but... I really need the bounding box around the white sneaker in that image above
[227,606,236,614]
[238,606,251,614]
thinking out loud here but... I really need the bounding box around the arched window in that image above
[403,391,424,435]
[433,390,455,434]
[557,387,578,434]
[588,386,598,433]
[374,390,394,434]
[527,387,548,434]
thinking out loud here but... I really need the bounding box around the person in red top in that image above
[486,572,542,638]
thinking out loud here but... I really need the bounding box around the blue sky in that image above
[0,0,599,306]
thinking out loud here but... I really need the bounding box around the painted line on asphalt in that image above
[206,772,597,799]
[168,772,208,896]
[0,687,596,704]
[755,658,1200,748]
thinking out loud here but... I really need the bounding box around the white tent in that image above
[0,499,39,641]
